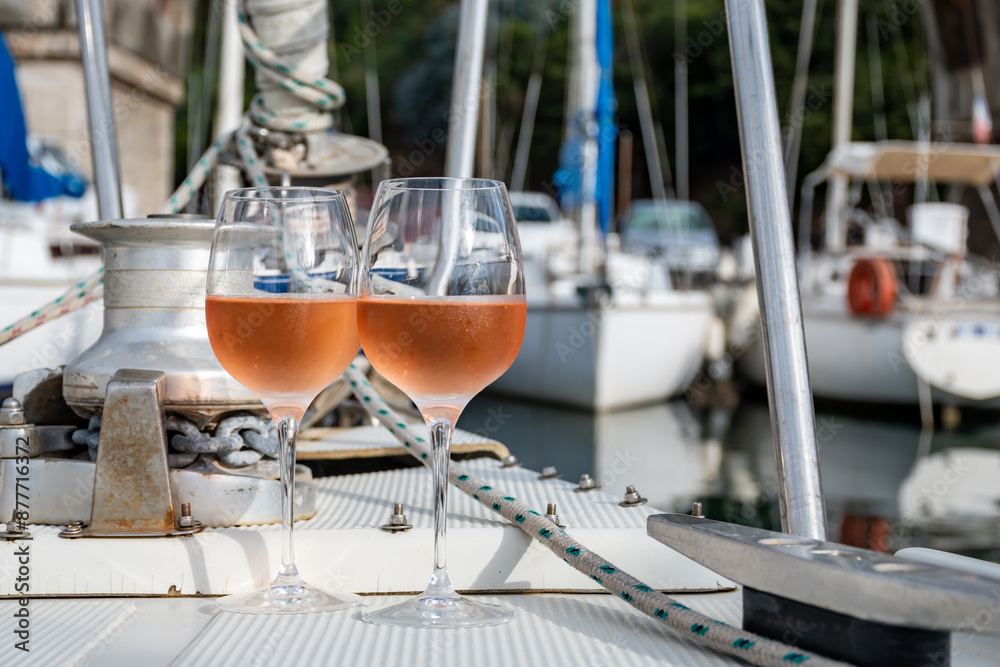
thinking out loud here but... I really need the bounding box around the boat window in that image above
[626,203,713,232]
[49,243,101,258]
[512,205,553,223]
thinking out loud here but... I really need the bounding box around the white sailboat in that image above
[0,196,104,390]
[488,0,713,412]
[738,141,1000,409]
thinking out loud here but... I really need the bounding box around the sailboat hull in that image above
[739,300,1000,408]
[490,292,712,411]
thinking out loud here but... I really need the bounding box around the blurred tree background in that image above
[176,0,930,242]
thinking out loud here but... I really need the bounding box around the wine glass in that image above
[205,186,362,613]
[357,177,526,627]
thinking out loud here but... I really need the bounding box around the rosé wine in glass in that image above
[205,186,361,614]
[358,177,526,628]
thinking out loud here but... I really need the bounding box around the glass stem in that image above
[276,416,300,583]
[426,418,455,597]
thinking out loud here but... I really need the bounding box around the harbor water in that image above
[462,388,1000,562]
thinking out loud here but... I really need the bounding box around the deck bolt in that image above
[178,502,197,529]
[619,485,648,508]
[574,473,600,492]
[5,510,23,534]
[381,502,413,532]
[0,397,24,426]
[545,503,565,529]
[59,520,85,538]
[692,501,704,518]
[500,454,519,468]
[538,466,562,480]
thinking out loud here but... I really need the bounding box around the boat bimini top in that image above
[799,140,1000,253]
[819,140,1000,187]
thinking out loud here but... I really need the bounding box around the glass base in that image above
[362,590,513,628]
[217,577,361,614]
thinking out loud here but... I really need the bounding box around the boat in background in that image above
[491,245,712,411]
[487,0,716,413]
[738,141,1000,410]
[618,198,721,287]
[0,194,105,390]
[491,190,713,412]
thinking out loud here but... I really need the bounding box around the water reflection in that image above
[463,391,1000,561]
[461,397,715,510]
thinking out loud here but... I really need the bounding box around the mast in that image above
[622,0,668,202]
[826,0,858,251]
[783,0,819,207]
[212,0,244,214]
[75,0,122,219]
[510,21,549,193]
[725,0,828,540]
[674,0,688,201]
[444,0,489,178]
[567,0,599,273]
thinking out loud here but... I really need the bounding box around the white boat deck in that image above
[3,440,729,597]
[5,590,1000,666]
[4,428,1000,665]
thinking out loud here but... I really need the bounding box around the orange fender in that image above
[847,257,897,317]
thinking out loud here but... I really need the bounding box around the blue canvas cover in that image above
[0,33,86,202]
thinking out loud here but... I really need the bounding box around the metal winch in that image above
[0,215,319,536]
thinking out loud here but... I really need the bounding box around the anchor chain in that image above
[72,413,278,467]
[167,414,277,467]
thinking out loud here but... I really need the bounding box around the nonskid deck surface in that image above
[3,452,729,597]
[4,592,1000,666]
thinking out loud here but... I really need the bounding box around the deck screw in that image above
[380,502,413,532]
[692,502,704,518]
[178,502,197,529]
[500,454,519,468]
[545,503,565,529]
[619,485,648,508]
[538,466,562,480]
[0,397,24,426]
[0,510,30,540]
[574,473,600,492]
[60,520,85,538]
[5,510,23,534]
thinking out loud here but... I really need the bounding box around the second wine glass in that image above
[358,177,526,627]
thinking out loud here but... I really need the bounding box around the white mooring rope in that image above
[342,365,847,667]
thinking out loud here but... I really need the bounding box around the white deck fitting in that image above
[2,456,731,597]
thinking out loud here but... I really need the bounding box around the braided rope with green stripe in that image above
[236,0,344,133]
[2,1,345,344]
[0,270,104,346]
[343,366,848,667]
